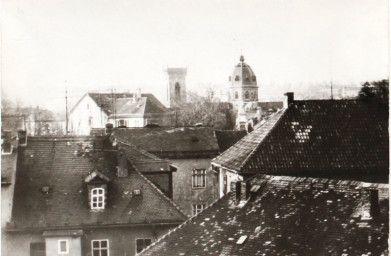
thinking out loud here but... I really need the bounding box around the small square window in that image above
[91,239,109,256]
[58,240,69,254]
[136,238,152,253]
[192,204,206,216]
[192,169,206,188]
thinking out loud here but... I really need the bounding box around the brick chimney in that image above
[284,92,294,108]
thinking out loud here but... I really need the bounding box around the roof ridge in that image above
[239,108,286,170]
[138,191,231,255]
[129,162,187,219]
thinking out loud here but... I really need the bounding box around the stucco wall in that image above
[4,225,176,256]
[69,95,108,135]
[171,158,218,217]
[1,150,18,256]
[45,236,82,256]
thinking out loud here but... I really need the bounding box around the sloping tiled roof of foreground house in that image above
[8,136,186,231]
[139,174,389,256]
[213,99,389,183]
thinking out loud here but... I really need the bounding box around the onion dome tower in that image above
[228,55,259,107]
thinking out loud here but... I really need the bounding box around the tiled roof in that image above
[69,93,168,116]
[243,100,389,182]
[214,100,389,182]
[9,136,186,231]
[113,127,220,158]
[139,174,389,256]
[214,130,247,152]
[213,109,285,171]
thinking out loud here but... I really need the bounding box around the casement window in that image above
[30,242,45,256]
[58,240,69,254]
[192,204,206,216]
[192,169,206,188]
[136,238,152,253]
[91,239,109,256]
[91,188,105,210]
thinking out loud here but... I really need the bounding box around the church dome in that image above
[229,55,258,87]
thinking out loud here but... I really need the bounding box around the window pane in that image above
[92,241,100,248]
[101,250,108,256]
[60,241,67,252]
[101,240,107,247]
[145,239,152,247]
[93,249,100,256]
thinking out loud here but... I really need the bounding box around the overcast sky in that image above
[2,0,389,112]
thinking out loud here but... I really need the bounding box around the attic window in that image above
[91,188,105,210]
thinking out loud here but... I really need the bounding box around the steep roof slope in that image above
[213,99,388,182]
[139,174,389,256]
[9,136,186,231]
[243,100,389,182]
[213,109,285,171]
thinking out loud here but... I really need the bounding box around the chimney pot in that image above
[284,92,294,108]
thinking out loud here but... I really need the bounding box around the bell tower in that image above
[166,68,187,108]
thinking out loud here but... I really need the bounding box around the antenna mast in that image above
[65,81,69,135]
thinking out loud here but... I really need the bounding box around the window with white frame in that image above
[117,120,127,127]
[192,169,206,188]
[136,238,152,253]
[91,239,109,256]
[58,240,69,254]
[192,204,206,216]
[91,188,105,210]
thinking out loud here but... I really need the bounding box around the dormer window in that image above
[85,170,110,211]
[91,188,105,210]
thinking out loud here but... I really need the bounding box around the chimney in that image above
[17,130,27,146]
[233,181,250,203]
[136,88,142,99]
[284,92,294,108]
[117,151,128,177]
[105,123,114,136]
[369,190,380,219]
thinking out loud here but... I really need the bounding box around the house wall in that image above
[171,158,219,217]
[1,149,18,256]
[5,225,176,256]
[69,95,108,135]
[45,236,82,256]
[217,167,243,198]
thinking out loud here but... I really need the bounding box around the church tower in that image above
[166,68,187,108]
[228,55,259,108]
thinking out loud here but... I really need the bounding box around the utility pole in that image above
[65,81,69,135]
[330,80,334,100]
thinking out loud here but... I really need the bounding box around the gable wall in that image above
[171,158,219,217]
[69,96,108,135]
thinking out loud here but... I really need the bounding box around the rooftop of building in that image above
[9,136,186,231]
[139,174,389,256]
[69,92,169,116]
[214,98,389,183]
